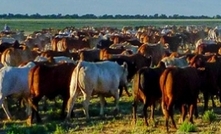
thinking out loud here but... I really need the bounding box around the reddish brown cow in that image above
[51,37,62,51]
[100,47,126,60]
[160,66,218,132]
[27,63,76,124]
[53,37,91,52]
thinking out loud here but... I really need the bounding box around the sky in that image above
[1,0,221,17]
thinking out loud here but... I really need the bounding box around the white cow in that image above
[34,56,77,64]
[66,61,128,120]
[0,61,36,120]
[161,56,189,68]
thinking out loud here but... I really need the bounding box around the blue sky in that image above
[1,0,221,16]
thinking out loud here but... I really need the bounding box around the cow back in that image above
[29,63,76,99]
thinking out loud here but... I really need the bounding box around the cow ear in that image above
[122,62,128,70]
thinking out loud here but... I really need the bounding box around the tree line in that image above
[1,13,221,19]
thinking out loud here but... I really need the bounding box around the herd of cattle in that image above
[1,25,221,131]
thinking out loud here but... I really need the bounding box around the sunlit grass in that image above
[0,92,221,134]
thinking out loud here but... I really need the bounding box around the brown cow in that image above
[160,66,218,132]
[79,48,101,61]
[137,43,168,67]
[1,45,37,66]
[54,37,91,52]
[27,63,76,125]
[189,54,221,110]
[100,47,126,60]
[132,61,166,126]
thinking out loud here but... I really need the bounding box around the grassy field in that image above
[0,90,221,134]
[0,19,221,33]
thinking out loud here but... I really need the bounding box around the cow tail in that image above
[27,67,38,111]
[160,68,172,113]
[133,68,146,103]
[67,61,81,115]
[70,61,81,97]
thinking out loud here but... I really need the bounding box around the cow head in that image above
[120,62,128,86]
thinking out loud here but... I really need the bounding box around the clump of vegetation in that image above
[53,125,66,134]
[202,110,217,123]
[178,121,197,132]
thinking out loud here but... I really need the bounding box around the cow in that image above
[108,53,152,81]
[195,39,221,54]
[0,62,37,120]
[189,54,221,110]
[79,48,101,62]
[160,66,218,132]
[27,63,76,125]
[65,61,128,121]
[40,50,80,61]
[54,37,91,52]
[137,43,168,67]
[34,55,76,64]
[99,47,126,60]
[160,56,189,68]
[160,34,186,52]
[132,61,166,126]
[0,40,21,53]
[97,36,113,49]
[1,45,37,67]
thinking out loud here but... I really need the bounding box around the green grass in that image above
[0,19,221,33]
[0,91,221,134]
[202,110,217,123]
[178,121,198,133]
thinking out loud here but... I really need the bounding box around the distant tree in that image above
[0,13,217,19]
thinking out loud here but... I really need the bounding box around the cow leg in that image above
[112,90,120,115]
[119,85,131,97]
[132,100,137,125]
[194,102,199,119]
[2,99,12,120]
[32,97,42,123]
[99,95,105,117]
[203,92,209,111]
[150,104,156,127]
[167,97,176,130]
[82,94,91,120]
[61,96,68,119]
[178,104,187,124]
[211,95,216,108]
[161,97,170,132]
[188,104,195,123]
[169,105,176,129]
[143,103,149,126]
[66,89,80,120]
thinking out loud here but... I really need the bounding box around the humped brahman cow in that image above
[66,61,128,120]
